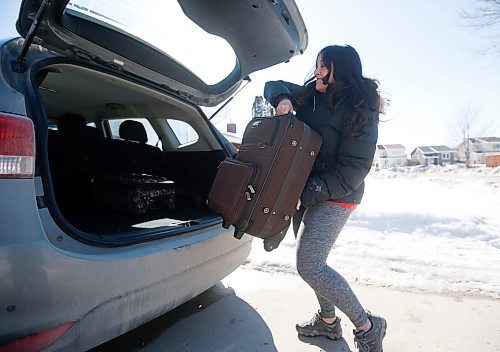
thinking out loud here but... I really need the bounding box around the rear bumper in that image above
[0,179,252,351]
[46,234,252,352]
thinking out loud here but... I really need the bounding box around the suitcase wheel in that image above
[233,230,244,240]
[222,220,230,229]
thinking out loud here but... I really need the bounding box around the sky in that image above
[209,0,500,155]
[1,0,499,155]
[243,165,500,299]
[217,0,500,155]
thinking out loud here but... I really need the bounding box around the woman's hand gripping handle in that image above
[276,98,294,115]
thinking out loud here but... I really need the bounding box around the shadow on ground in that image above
[90,282,277,352]
[298,334,353,352]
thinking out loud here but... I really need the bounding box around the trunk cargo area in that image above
[36,63,226,241]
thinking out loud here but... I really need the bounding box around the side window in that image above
[48,122,58,131]
[107,120,123,139]
[166,119,199,148]
[106,118,162,149]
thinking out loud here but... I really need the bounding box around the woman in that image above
[264,45,386,352]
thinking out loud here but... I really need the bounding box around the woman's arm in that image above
[264,80,304,107]
[301,120,378,206]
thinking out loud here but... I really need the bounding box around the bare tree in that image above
[450,104,490,167]
[461,0,500,54]
[252,96,275,118]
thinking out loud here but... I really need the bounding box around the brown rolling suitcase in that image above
[207,113,322,249]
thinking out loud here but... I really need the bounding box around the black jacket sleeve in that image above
[264,80,303,107]
[301,119,378,207]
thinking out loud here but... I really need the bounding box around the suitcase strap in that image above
[261,124,313,236]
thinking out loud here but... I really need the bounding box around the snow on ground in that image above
[242,165,500,299]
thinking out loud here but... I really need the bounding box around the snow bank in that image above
[243,166,500,299]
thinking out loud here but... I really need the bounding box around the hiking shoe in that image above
[296,312,342,340]
[353,312,387,352]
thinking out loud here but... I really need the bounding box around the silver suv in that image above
[0,0,307,350]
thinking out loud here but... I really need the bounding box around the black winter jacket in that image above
[264,80,378,207]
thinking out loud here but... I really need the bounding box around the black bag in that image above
[92,172,175,215]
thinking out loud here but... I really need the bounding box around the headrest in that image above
[119,120,148,143]
[58,113,86,134]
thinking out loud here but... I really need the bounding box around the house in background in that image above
[373,144,407,168]
[457,137,500,167]
[410,145,456,166]
[220,122,242,149]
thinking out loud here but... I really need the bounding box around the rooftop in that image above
[478,137,500,143]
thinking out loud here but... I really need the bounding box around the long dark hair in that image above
[299,45,381,138]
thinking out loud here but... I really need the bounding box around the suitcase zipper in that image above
[235,163,257,229]
[244,165,257,201]
[245,184,256,201]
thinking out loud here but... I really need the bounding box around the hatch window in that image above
[65,0,236,85]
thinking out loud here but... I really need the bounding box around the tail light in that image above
[0,113,35,179]
[0,321,75,352]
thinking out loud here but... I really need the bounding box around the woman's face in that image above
[314,55,334,93]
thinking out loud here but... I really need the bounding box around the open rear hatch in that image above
[17,0,307,245]
[17,0,307,105]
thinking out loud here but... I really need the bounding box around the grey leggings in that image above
[294,202,368,328]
